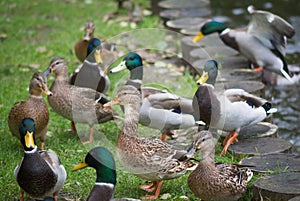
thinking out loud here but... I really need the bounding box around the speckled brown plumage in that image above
[188,131,253,201]
[8,72,52,149]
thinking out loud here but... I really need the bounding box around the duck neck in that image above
[122,103,140,136]
[201,148,215,163]
[129,66,143,82]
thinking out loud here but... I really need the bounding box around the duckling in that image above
[104,85,196,200]
[110,52,195,141]
[43,57,114,144]
[193,60,277,155]
[187,130,253,201]
[73,146,141,201]
[14,118,66,201]
[8,72,52,150]
[70,38,110,94]
[193,5,295,81]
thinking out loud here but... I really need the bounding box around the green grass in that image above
[0,0,273,200]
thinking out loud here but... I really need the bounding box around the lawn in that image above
[0,0,261,200]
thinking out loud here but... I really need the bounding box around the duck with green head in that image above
[193,5,295,81]
[73,146,141,201]
[70,38,111,94]
[192,60,277,156]
[14,118,66,201]
[110,52,195,141]
[8,72,53,150]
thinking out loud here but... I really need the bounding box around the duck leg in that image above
[40,141,45,150]
[140,182,157,192]
[20,188,24,201]
[141,181,163,200]
[160,131,174,142]
[71,121,77,134]
[220,132,239,156]
[81,127,94,145]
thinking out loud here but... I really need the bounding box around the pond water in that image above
[210,0,300,152]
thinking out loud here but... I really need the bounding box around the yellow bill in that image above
[72,161,89,171]
[196,71,209,85]
[25,131,35,148]
[192,32,204,43]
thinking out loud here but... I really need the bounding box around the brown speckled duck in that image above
[73,146,141,201]
[187,130,253,201]
[8,72,52,150]
[104,85,196,200]
[43,57,114,144]
[14,118,66,201]
[193,5,295,81]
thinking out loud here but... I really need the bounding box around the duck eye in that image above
[55,61,60,65]
[129,56,134,60]
[202,138,206,142]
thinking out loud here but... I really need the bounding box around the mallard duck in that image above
[43,57,114,144]
[187,130,253,201]
[74,21,118,65]
[74,21,95,63]
[8,72,52,150]
[70,38,110,94]
[14,118,66,201]
[104,85,196,200]
[193,5,295,81]
[192,60,277,156]
[73,146,141,201]
[110,52,195,141]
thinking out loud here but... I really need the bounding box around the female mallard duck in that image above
[70,38,110,94]
[104,85,196,200]
[193,5,295,81]
[193,60,277,156]
[43,57,114,144]
[110,52,195,141]
[8,72,52,150]
[187,130,253,201]
[14,118,66,201]
[74,21,118,65]
[73,146,141,201]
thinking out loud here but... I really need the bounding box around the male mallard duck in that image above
[70,38,110,94]
[110,52,195,141]
[104,85,196,200]
[193,5,295,81]
[192,60,277,156]
[8,72,52,150]
[14,118,66,201]
[187,130,253,201]
[43,57,114,144]
[73,146,141,201]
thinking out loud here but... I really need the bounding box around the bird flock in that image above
[8,4,295,201]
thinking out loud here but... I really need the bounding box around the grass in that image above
[0,0,273,200]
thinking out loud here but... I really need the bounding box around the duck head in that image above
[19,118,37,151]
[73,146,117,185]
[86,38,103,64]
[83,21,95,41]
[193,21,227,43]
[196,60,219,85]
[43,57,68,78]
[30,72,53,96]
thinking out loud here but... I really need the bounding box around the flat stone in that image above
[218,68,262,82]
[289,196,300,201]
[240,153,300,173]
[253,172,300,201]
[159,0,210,9]
[166,17,209,32]
[221,80,265,95]
[228,137,293,157]
[160,8,211,23]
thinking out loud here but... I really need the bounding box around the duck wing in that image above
[224,88,266,107]
[247,5,295,56]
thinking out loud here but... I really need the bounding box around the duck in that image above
[193,5,295,81]
[74,21,118,66]
[14,118,66,201]
[8,72,53,150]
[43,57,114,144]
[70,38,110,94]
[104,85,197,200]
[192,60,277,156]
[73,146,141,201]
[187,130,253,201]
[110,52,195,141]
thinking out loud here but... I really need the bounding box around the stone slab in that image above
[159,0,210,10]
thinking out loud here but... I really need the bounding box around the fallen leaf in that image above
[29,63,40,69]
[36,46,47,53]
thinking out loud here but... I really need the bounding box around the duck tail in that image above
[261,102,277,116]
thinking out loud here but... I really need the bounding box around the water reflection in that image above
[210,0,300,153]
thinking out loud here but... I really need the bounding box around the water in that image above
[210,0,300,152]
